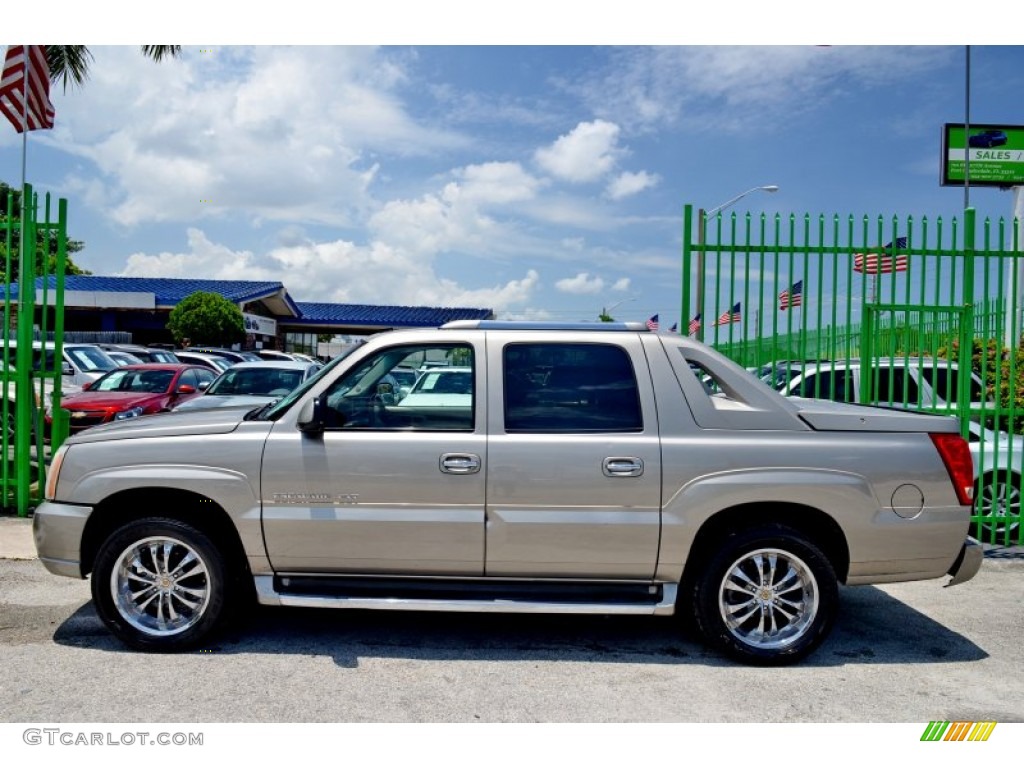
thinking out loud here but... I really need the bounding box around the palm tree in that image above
[46,46,181,90]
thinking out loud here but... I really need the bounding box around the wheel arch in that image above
[80,487,250,582]
[679,501,851,590]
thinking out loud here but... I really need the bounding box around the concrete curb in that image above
[0,515,36,560]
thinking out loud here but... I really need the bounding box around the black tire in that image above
[974,471,1021,538]
[692,525,838,666]
[91,517,229,652]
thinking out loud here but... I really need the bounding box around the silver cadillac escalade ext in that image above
[33,321,982,665]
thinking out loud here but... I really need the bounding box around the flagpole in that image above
[19,44,28,278]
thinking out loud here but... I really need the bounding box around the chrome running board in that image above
[254,575,677,616]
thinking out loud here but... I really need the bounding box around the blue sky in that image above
[2,28,1023,327]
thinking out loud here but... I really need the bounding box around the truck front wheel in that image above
[91,518,228,651]
[693,525,838,665]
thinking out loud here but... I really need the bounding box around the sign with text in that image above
[242,312,277,336]
[942,123,1024,187]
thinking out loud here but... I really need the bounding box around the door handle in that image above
[440,453,481,474]
[603,457,644,477]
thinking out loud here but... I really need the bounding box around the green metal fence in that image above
[682,204,1023,545]
[2,183,68,516]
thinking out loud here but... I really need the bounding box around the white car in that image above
[396,366,473,407]
[968,421,1023,538]
[773,357,989,414]
[173,360,322,412]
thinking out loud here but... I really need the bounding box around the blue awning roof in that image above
[14,275,494,329]
[291,302,493,328]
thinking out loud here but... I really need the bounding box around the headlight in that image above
[114,406,145,421]
[44,444,69,500]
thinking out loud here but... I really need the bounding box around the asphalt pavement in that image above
[2,511,1023,723]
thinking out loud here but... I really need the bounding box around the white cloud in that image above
[555,272,606,295]
[534,120,622,183]
[52,46,468,228]
[606,170,658,200]
[119,228,540,311]
[449,162,542,205]
[611,277,631,291]
[574,46,955,133]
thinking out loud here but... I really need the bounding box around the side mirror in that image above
[62,362,74,377]
[177,384,197,395]
[81,381,92,391]
[297,397,326,434]
[198,381,211,391]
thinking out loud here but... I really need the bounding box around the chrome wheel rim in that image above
[110,536,211,637]
[719,548,819,650]
[977,477,1021,534]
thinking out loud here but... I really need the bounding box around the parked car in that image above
[99,343,181,364]
[105,350,145,367]
[968,420,1022,538]
[173,361,322,412]
[173,350,233,373]
[773,357,988,414]
[34,322,980,665]
[5,340,120,388]
[186,346,262,364]
[255,350,299,362]
[0,362,82,441]
[46,363,217,435]
[395,366,473,407]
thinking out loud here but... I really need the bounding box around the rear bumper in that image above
[945,538,983,587]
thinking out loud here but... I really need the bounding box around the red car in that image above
[49,364,217,435]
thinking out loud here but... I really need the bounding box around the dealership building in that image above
[20,275,494,356]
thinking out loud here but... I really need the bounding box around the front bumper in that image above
[945,537,983,587]
[32,501,93,578]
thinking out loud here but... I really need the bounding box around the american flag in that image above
[0,46,55,133]
[714,302,741,326]
[779,279,803,310]
[853,237,908,274]
[688,314,701,335]
[668,322,678,333]
[646,314,659,331]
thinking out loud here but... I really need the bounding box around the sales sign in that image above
[942,123,1024,187]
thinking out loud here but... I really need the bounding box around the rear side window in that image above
[920,364,984,404]
[872,366,919,406]
[503,343,642,433]
[796,370,853,402]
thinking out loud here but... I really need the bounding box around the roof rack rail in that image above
[441,320,650,332]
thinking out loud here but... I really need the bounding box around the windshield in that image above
[91,368,174,393]
[66,345,118,372]
[208,367,305,396]
[257,342,365,420]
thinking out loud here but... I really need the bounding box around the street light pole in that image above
[600,296,636,322]
[695,185,779,341]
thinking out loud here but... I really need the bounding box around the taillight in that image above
[930,432,974,506]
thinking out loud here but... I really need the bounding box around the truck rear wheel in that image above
[91,518,228,651]
[693,525,838,665]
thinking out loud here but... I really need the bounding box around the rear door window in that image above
[503,342,642,433]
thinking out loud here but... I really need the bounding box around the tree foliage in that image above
[0,182,89,282]
[47,46,181,91]
[166,292,245,347]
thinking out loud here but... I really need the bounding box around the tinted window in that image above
[797,370,853,402]
[872,366,919,405]
[920,364,984,404]
[503,343,642,433]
